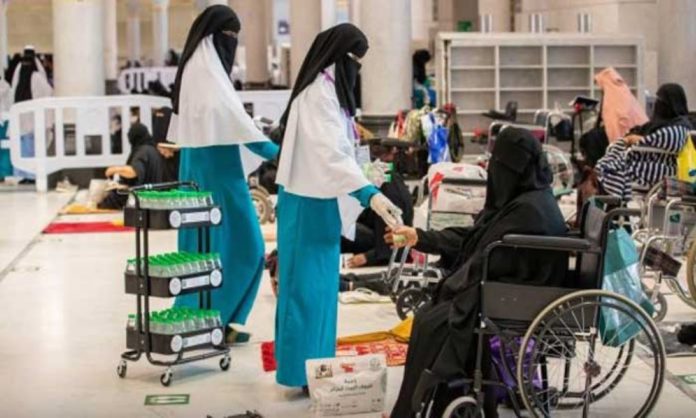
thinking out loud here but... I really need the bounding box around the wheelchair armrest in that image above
[501,234,593,251]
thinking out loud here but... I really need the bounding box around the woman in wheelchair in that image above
[595,83,692,200]
[387,127,569,417]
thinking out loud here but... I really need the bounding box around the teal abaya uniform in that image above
[175,141,278,326]
[275,184,378,387]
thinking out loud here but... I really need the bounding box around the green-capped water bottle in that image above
[127,314,136,330]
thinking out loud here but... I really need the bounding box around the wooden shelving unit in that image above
[436,33,644,137]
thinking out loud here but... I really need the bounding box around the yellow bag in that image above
[677,135,696,183]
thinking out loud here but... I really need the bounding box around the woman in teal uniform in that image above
[167,6,278,331]
[275,24,403,388]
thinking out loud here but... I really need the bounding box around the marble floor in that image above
[1,191,695,417]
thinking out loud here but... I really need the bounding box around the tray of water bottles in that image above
[125,252,223,297]
[126,307,226,355]
[124,190,222,230]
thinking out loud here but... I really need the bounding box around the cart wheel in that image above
[396,288,431,320]
[220,354,231,371]
[442,396,482,418]
[116,360,127,378]
[160,369,173,387]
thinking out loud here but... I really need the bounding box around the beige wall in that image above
[516,0,659,92]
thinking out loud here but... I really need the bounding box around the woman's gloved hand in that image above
[369,193,403,228]
[384,226,418,248]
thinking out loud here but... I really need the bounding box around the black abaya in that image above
[392,128,569,417]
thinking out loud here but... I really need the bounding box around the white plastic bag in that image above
[306,354,387,417]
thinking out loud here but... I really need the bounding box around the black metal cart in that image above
[116,181,231,386]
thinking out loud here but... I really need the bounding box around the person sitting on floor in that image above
[99,122,178,209]
[387,127,569,417]
[341,142,415,268]
[595,83,692,200]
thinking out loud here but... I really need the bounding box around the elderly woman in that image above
[595,83,692,199]
[388,127,568,417]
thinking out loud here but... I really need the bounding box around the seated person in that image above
[595,83,692,200]
[341,143,415,268]
[387,127,568,417]
[99,123,178,209]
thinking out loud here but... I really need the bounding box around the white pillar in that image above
[195,0,228,12]
[104,0,118,80]
[321,0,336,29]
[126,0,142,64]
[290,0,322,84]
[231,0,269,84]
[52,0,105,96]
[360,0,411,116]
[151,0,170,66]
[0,0,8,77]
[349,0,360,26]
[658,0,696,105]
[411,0,433,45]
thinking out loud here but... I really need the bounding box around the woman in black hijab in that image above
[387,127,568,417]
[99,123,175,209]
[14,48,38,103]
[596,82,692,200]
[278,22,369,138]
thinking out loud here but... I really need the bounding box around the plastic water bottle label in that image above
[181,211,210,224]
[183,332,212,348]
[182,274,210,290]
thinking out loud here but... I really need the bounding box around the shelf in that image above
[124,206,222,230]
[125,269,224,298]
[548,87,592,91]
[451,87,496,93]
[548,65,590,69]
[451,65,495,70]
[500,65,543,70]
[500,87,543,92]
[126,326,226,355]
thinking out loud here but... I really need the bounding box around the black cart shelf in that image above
[117,181,231,386]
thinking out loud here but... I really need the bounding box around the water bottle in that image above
[149,315,161,334]
[212,310,222,328]
[127,314,136,330]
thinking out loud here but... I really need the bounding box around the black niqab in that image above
[171,5,241,114]
[642,83,692,134]
[413,49,431,84]
[14,48,38,103]
[279,23,369,136]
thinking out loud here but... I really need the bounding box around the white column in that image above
[151,0,170,66]
[0,0,8,77]
[658,0,696,105]
[195,0,228,12]
[411,0,433,45]
[52,0,105,96]
[321,0,336,29]
[360,0,411,116]
[290,0,322,84]
[126,0,142,64]
[348,0,360,26]
[103,0,118,80]
[231,0,270,84]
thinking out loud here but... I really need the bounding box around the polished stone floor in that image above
[0,191,695,417]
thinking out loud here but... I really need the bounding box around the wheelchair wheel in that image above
[442,396,483,418]
[251,187,273,225]
[396,288,431,320]
[517,290,665,418]
[686,241,696,305]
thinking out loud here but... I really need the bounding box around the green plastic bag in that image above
[600,228,654,347]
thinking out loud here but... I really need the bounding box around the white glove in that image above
[370,193,403,228]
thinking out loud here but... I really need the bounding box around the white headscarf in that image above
[167,35,269,176]
[276,66,371,239]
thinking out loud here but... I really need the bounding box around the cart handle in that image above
[119,181,200,196]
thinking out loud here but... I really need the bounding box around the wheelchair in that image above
[626,178,696,322]
[413,202,666,417]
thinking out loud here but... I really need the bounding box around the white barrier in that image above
[9,95,169,192]
[8,90,290,192]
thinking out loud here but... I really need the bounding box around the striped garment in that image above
[595,125,689,200]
